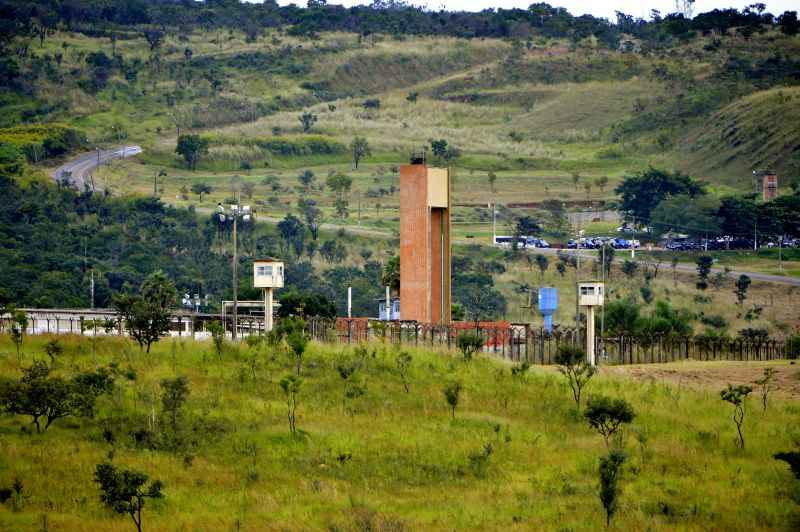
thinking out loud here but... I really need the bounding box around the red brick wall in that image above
[400,164,431,322]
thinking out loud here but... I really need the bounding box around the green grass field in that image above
[0,335,799,531]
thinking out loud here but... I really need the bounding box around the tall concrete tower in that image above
[399,156,451,324]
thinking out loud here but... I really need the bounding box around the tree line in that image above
[2,0,797,58]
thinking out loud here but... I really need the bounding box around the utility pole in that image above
[575,227,582,331]
[600,244,605,337]
[90,270,95,309]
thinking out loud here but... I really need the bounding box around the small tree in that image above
[406,91,418,103]
[720,384,752,449]
[754,367,776,412]
[45,339,63,364]
[535,254,549,280]
[299,112,317,133]
[287,329,308,375]
[443,381,462,419]
[456,331,484,361]
[695,255,713,290]
[487,171,497,192]
[571,172,580,190]
[298,169,315,192]
[595,176,609,193]
[395,351,412,393]
[598,450,626,527]
[0,361,70,432]
[621,260,638,279]
[279,375,302,435]
[350,136,371,169]
[113,271,176,353]
[94,463,163,532]
[190,182,212,201]
[161,377,189,432]
[0,362,113,432]
[207,320,225,358]
[584,395,636,448]
[555,345,596,407]
[734,274,751,306]
[175,134,208,170]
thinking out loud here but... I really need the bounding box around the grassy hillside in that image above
[0,335,799,530]
[685,86,800,184]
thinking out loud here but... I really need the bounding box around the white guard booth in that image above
[253,258,284,332]
[578,282,604,366]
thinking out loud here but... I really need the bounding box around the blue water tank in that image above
[538,287,559,332]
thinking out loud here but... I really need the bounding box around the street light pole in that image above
[232,201,238,340]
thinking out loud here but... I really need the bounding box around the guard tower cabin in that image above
[253,258,284,332]
[399,152,451,324]
[754,169,778,201]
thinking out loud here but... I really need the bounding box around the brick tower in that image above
[399,155,451,324]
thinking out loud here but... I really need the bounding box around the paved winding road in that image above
[51,145,142,190]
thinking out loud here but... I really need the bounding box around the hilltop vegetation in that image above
[0,335,799,530]
[0,1,798,181]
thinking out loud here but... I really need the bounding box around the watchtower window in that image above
[257,265,273,276]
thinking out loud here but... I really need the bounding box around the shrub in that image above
[161,377,189,432]
[94,462,163,532]
[456,331,484,361]
[395,351,412,393]
[207,321,225,358]
[254,135,345,157]
[555,345,596,407]
[44,339,64,364]
[287,329,309,375]
[598,450,626,527]
[468,443,493,477]
[720,384,752,449]
[299,112,317,133]
[584,395,636,448]
[279,375,302,435]
[443,381,462,419]
[774,452,800,480]
[695,255,713,290]
[754,368,776,412]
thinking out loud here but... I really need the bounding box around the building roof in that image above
[253,257,283,263]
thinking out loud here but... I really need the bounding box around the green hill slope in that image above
[684,86,800,185]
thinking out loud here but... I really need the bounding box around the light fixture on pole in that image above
[216,199,252,339]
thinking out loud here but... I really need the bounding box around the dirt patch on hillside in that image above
[602,360,800,400]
